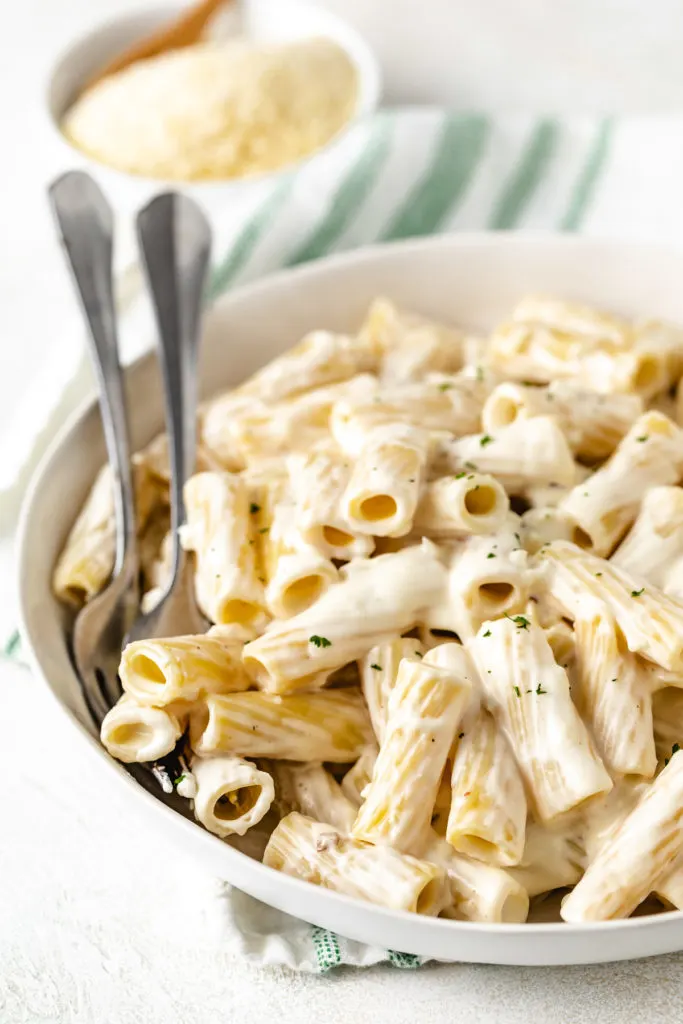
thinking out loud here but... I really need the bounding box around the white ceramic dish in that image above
[45,0,381,212]
[18,233,683,965]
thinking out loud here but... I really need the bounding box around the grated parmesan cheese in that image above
[62,37,358,182]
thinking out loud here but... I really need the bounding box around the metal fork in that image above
[49,175,211,741]
[127,191,211,644]
[49,172,140,725]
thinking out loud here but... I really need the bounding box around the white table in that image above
[6,2,683,1020]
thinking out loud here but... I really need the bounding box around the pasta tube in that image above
[561,752,683,921]
[180,471,268,628]
[360,297,465,382]
[352,657,471,853]
[273,763,357,833]
[100,695,186,763]
[611,486,683,594]
[539,541,683,672]
[359,637,424,742]
[560,412,683,555]
[257,475,337,619]
[438,417,576,492]
[413,473,509,539]
[120,633,251,706]
[573,610,656,777]
[53,462,159,605]
[330,371,490,456]
[242,542,447,693]
[263,812,448,915]
[655,861,683,911]
[192,755,274,838]
[288,448,375,561]
[509,295,629,342]
[482,381,642,461]
[447,708,527,867]
[341,423,430,537]
[190,689,372,762]
[469,617,612,821]
[235,330,374,405]
[225,375,376,464]
[447,518,530,636]
[418,834,529,923]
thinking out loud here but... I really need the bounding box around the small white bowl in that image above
[17,233,683,965]
[45,0,381,214]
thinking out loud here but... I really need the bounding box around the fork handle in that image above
[136,194,212,582]
[48,171,137,574]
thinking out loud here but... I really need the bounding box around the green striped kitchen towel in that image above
[204,108,615,301]
[5,105,668,971]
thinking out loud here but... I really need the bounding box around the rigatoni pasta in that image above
[242,542,447,693]
[561,752,683,921]
[120,633,251,706]
[352,656,471,853]
[469,616,612,821]
[559,411,683,555]
[190,689,372,761]
[100,695,186,763]
[192,755,275,838]
[180,471,268,628]
[55,291,683,926]
[264,812,448,915]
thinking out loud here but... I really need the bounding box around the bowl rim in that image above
[17,231,683,955]
[43,0,382,192]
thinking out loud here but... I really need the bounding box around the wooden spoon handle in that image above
[85,0,233,90]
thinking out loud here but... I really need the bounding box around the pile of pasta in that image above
[55,295,683,924]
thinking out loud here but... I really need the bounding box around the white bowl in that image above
[18,233,683,965]
[45,0,381,214]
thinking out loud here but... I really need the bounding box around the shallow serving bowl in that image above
[18,233,683,965]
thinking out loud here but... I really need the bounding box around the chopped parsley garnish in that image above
[483,629,492,638]
[535,683,547,695]
[259,527,269,534]
[464,461,478,471]
[665,743,681,766]
[249,503,261,515]
[309,635,331,648]
[636,435,648,443]
[480,434,494,448]
[513,686,521,697]
[506,614,530,630]
[438,382,453,392]
[631,588,645,598]
[486,552,496,559]
[595,572,603,577]
[455,472,467,479]
[370,663,382,671]
[414,650,423,658]
[173,774,186,786]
